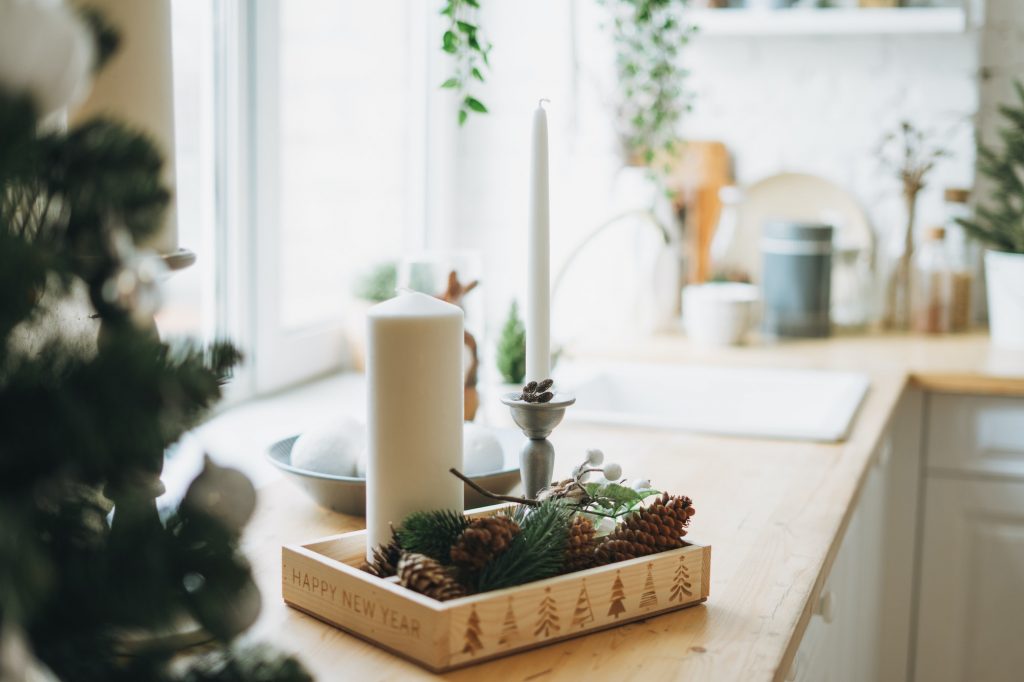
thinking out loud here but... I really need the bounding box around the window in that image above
[165,0,431,397]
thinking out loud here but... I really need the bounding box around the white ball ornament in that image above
[585,448,604,465]
[602,462,623,481]
[291,418,364,477]
[180,455,257,534]
[631,478,652,491]
[0,0,95,118]
[463,423,504,475]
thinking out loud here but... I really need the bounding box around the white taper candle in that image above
[527,100,551,382]
[366,292,464,558]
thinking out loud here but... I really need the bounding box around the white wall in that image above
[445,2,981,347]
[682,34,977,230]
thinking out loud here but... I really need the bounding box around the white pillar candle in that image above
[366,292,464,557]
[527,101,551,382]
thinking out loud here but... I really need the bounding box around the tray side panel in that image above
[444,543,708,668]
[282,546,448,670]
[701,545,712,598]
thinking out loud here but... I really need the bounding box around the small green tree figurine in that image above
[496,300,526,385]
[353,261,397,303]
[959,81,1024,254]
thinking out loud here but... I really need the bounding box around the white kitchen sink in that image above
[560,362,869,442]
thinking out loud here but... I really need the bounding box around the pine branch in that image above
[0,335,241,492]
[395,509,470,565]
[177,645,313,682]
[474,500,572,592]
[56,119,170,248]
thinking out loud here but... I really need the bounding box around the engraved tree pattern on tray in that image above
[498,596,519,646]
[608,571,627,619]
[571,580,594,628]
[639,562,658,609]
[462,605,483,655]
[533,587,560,638]
[670,555,694,602]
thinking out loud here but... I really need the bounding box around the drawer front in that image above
[927,394,1024,479]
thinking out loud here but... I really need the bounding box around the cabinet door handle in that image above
[815,590,836,624]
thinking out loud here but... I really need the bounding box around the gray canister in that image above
[761,221,833,338]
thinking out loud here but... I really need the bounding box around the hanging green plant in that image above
[600,0,695,177]
[440,0,492,126]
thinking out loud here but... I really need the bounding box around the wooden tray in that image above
[282,507,711,672]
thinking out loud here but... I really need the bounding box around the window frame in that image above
[206,0,434,397]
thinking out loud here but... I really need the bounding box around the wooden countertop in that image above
[241,333,1024,681]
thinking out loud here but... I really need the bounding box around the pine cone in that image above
[397,552,466,601]
[595,493,695,565]
[362,534,401,578]
[519,378,555,402]
[450,516,521,570]
[563,515,598,573]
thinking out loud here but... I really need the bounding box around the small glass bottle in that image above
[943,188,974,331]
[912,227,953,334]
[708,185,747,282]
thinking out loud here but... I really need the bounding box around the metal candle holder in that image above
[501,392,576,499]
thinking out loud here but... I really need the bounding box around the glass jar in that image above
[943,187,974,331]
[911,227,954,334]
[709,185,747,282]
[831,245,872,330]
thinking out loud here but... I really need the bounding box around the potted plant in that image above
[959,82,1024,349]
[347,261,397,370]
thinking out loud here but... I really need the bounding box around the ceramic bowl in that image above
[267,432,522,515]
[683,282,759,346]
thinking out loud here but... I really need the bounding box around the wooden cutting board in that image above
[661,141,732,283]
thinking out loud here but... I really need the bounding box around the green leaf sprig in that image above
[582,481,661,518]
[440,0,491,125]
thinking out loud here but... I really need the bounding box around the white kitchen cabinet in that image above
[926,394,1024,479]
[913,393,1024,682]
[788,391,923,682]
[914,476,1024,682]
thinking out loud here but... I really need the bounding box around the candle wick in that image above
[538,98,550,109]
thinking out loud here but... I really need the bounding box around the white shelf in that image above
[689,8,966,37]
